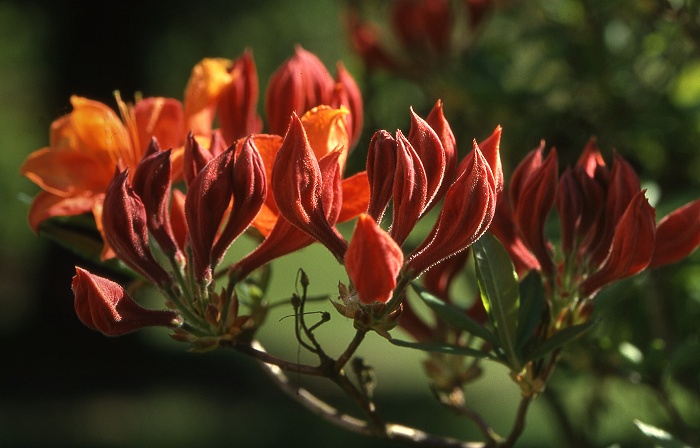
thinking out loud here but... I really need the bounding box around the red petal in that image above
[346,214,404,304]
[581,191,656,297]
[407,143,496,276]
[649,198,700,268]
[103,171,171,286]
[72,267,178,336]
[390,130,428,245]
[217,49,262,144]
[185,147,235,283]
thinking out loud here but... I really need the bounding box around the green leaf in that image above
[410,282,500,347]
[516,271,545,354]
[472,232,522,371]
[38,216,136,278]
[525,319,599,362]
[389,338,498,360]
[634,420,690,448]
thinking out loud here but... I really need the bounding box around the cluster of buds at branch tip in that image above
[363,100,501,280]
[333,102,500,335]
[490,138,700,325]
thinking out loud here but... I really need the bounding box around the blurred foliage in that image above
[3,0,700,447]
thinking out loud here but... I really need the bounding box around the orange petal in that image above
[68,96,131,163]
[27,191,96,232]
[21,147,114,197]
[183,58,234,137]
[252,205,279,238]
[134,97,184,154]
[246,134,283,221]
[301,106,350,169]
[91,197,115,260]
[338,171,370,223]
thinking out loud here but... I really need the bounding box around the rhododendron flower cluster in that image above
[19,43,700,448]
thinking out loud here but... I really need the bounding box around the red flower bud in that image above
[185,147,235,284]
[182,132,214,187]
[557,168,582,255]
[102,170,171,287]
[333,62,364,149]
[265,45,335,136]
[426,100,458,196]
[649,198,700,268]
[390,130,428,245]
[170,189,188,252]
[408,107,446,213]
[511,145,558,276]
[346,214,404,304]
[346,11,400,72]
[477,126,503,193]
[211,136,267,266]
[271,114,347,261]
[72,267,179,336]
[217,49,262,144]
[489,190,540,277]
[577,137,607,179]
[407,142,496,276]
[581,191,656,297]
[391,0,453,55]
[131,147,181,259]
[588,153,641,267]
[366,130,398,222]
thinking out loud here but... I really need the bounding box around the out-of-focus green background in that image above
[2,1,700,447]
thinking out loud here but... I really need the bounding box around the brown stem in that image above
[332,371,384,434]
[501,396,532,448]
[230,342,325,376]
[248,340,487,447]
[448,402,502,446]
[335,329,367,373]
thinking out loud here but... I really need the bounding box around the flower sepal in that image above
[332,282,403,339]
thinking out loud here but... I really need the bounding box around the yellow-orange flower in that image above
[20,94,185,258]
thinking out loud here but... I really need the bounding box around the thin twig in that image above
[447,401,501,446]
[501,396,532,448]
[335,329,367,373]
[230,341,324,376]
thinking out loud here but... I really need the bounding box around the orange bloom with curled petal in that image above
[250,105,368,239]
[20,95,185,258]
[231,106,370,280]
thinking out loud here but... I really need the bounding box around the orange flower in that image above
[20,95,185,258]
[250,106,368,238]
[231,106,370,280]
